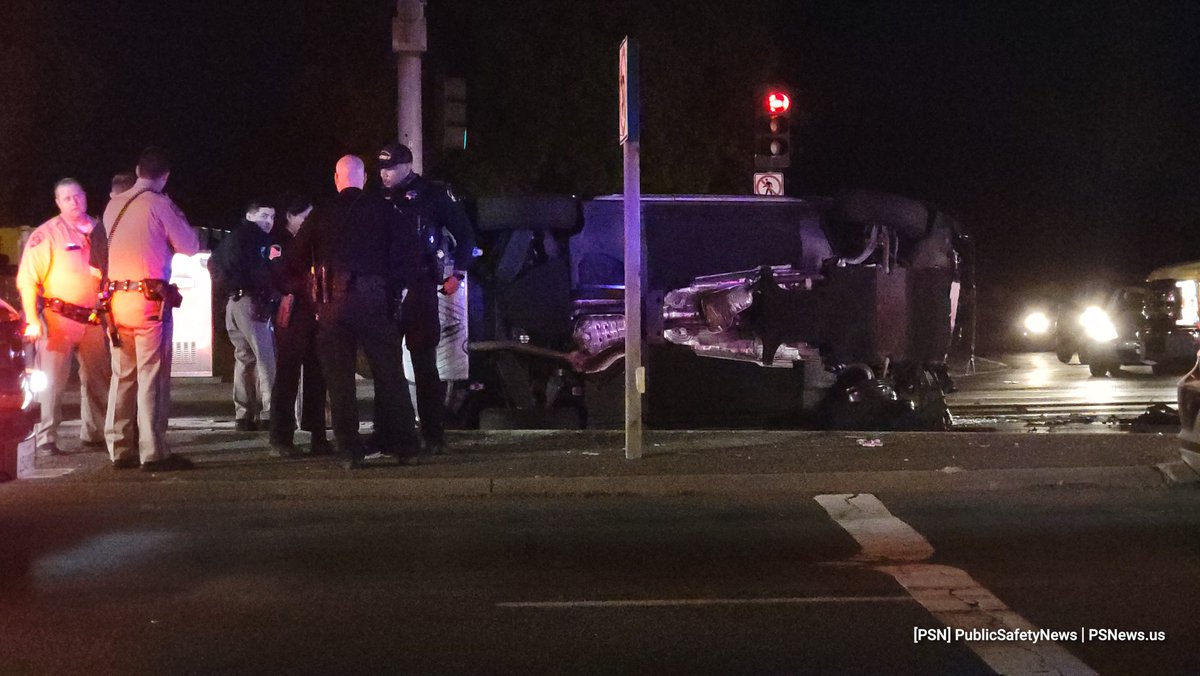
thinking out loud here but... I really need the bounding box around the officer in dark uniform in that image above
[377,142,476,455]
[267,196,331,457]
[283,155,422,468]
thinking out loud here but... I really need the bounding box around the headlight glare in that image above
[1023,311,1051,335]
[27,368,48,394]
[1080,306,1118,342]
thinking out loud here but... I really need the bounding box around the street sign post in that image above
[393,0,427,172]
[620,37,643,460]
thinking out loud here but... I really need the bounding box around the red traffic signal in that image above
[755,86,793,170]
[764,91,791,115]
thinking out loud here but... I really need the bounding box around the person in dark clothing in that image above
[377,142,477,455]
[87,172,137,278]
[267,196,331,457]
[283,155,422,469]
[211,199,279,430]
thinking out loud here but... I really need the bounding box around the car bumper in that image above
[0,407,38,481]
[1144,328,1198,364]
[1177,367,1200,473]
[1087,339,1143,365]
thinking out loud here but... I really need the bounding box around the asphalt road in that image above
[2,485,1196,675]
[949,352,1182,430]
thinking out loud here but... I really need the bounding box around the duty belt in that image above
[44,297,100,325]
[107,279,147,293]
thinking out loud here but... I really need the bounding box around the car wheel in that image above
[1056,349,1074,364]
[1088,362,1110,377]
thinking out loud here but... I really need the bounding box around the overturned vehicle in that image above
[457,190,971,431]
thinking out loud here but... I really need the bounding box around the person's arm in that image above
[438,185,477,271]
[209,229,242,298]
[435,185,476,295]
[161,199,201,256]
[15,229,51,338]
[88,217,108,279]
[249,234,277,298]
[280,213,318,296]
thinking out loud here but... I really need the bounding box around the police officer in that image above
[211,199,279,431]
[102,146,200,471]
[284,155,422,469]
[377,142,476,455]
[17,178,112,456]
[267,196,330,457]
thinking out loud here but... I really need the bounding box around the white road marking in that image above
[816,493,1097,676]
[498,595,912,609]
[814,493,935,562]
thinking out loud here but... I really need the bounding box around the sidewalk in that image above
[11,422,1195,501]
[27,375,1195,498]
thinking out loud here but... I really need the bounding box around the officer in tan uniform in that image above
[16,178,111,455]
[101,147,200,471]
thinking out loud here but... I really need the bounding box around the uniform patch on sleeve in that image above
[27,232,45,248]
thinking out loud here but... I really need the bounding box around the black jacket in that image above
[211,219,276,299]
[385,173,476,282]
[284,187,421,295]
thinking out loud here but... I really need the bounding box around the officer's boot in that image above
[335,436,365,470]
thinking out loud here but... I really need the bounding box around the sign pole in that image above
[619,37,643,460]
[393,0,427,172]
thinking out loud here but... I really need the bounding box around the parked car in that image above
[1177,357,1200,475]
[1143,260,1200,375]
[0,298,39,481]
[1053,286,1148,377]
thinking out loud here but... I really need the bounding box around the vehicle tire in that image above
[832,190,930,239]
[1056,349,1074,364]
[1088,361,1111,377]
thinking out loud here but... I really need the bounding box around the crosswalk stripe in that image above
[816,493,1098,676]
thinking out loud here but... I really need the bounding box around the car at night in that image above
[464,190,969,431]
[1051,286,1148,377]
[0,298,40,481]
[1142,260,1200,375]
[1177,357,1200,476]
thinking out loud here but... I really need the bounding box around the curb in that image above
[491,466,1167,496]
[1,465,1171,505]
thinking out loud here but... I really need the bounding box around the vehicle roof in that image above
[1147,260,1200,282]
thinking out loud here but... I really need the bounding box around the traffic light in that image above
[441,76,467,151]
[754,87,792,170]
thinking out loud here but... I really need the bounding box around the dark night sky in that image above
[2,0,1199,303]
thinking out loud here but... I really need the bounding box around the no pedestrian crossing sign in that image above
[753,172,784,196]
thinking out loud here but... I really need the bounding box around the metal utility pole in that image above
[619,37,643,460]
[392,0,427,173]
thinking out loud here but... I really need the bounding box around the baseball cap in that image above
[377,142,413,169]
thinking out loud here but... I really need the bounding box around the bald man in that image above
[17,178,112,455]
[281,155,423,468]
